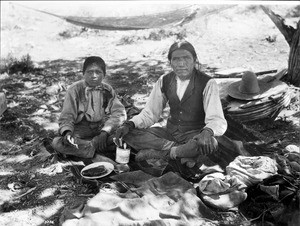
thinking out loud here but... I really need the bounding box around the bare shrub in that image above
[58,27,88,39]
[0,54,35,74]
[118,35,140,45]
[147,28,187,41]
[245,5,261,13]
[118,28,187,45]
[286,5,300,17]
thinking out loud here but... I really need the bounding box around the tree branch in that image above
[260,5,296,46]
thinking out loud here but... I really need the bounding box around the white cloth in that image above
[226,156,278,186]
[198,172,248,210]
[198,172,246,195]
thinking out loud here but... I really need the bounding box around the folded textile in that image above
[226,156,277,186]
[198,172,246,195]
[201,190,247,211]
[61,172,218,226]
[198,172,247,210]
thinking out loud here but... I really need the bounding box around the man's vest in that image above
[161,69,211,133]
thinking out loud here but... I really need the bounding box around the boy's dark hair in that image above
[83,56,106,75]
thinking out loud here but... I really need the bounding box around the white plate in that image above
[81,162,114,179]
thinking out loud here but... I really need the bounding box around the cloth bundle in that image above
[237,148,300,225]
[198,172,247,210]
[226,156,278,186]
[197,156,278,210]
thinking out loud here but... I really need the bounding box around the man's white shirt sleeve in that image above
[130,78,166,128]
[203,79,227,136]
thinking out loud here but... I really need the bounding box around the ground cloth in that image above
[60,172,218,226]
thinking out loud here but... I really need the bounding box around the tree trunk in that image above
[261,6,300,87]
[286,20,300,87]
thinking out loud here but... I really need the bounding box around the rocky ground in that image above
[0,2,299,226]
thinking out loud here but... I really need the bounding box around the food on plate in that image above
[82,165,108,177]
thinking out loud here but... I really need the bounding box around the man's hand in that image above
[63,131,74,145]
[192,128,218,155]
[63,131,79,148]
[115,121,134,147]
[93,131,108,152]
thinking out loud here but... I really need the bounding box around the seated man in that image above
[52,56,126,159]
[115,40,227,166]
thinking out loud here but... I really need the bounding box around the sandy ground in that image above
[0,1,299,226]
[1,2,298,69]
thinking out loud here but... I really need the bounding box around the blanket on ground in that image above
[60,172,218,226]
